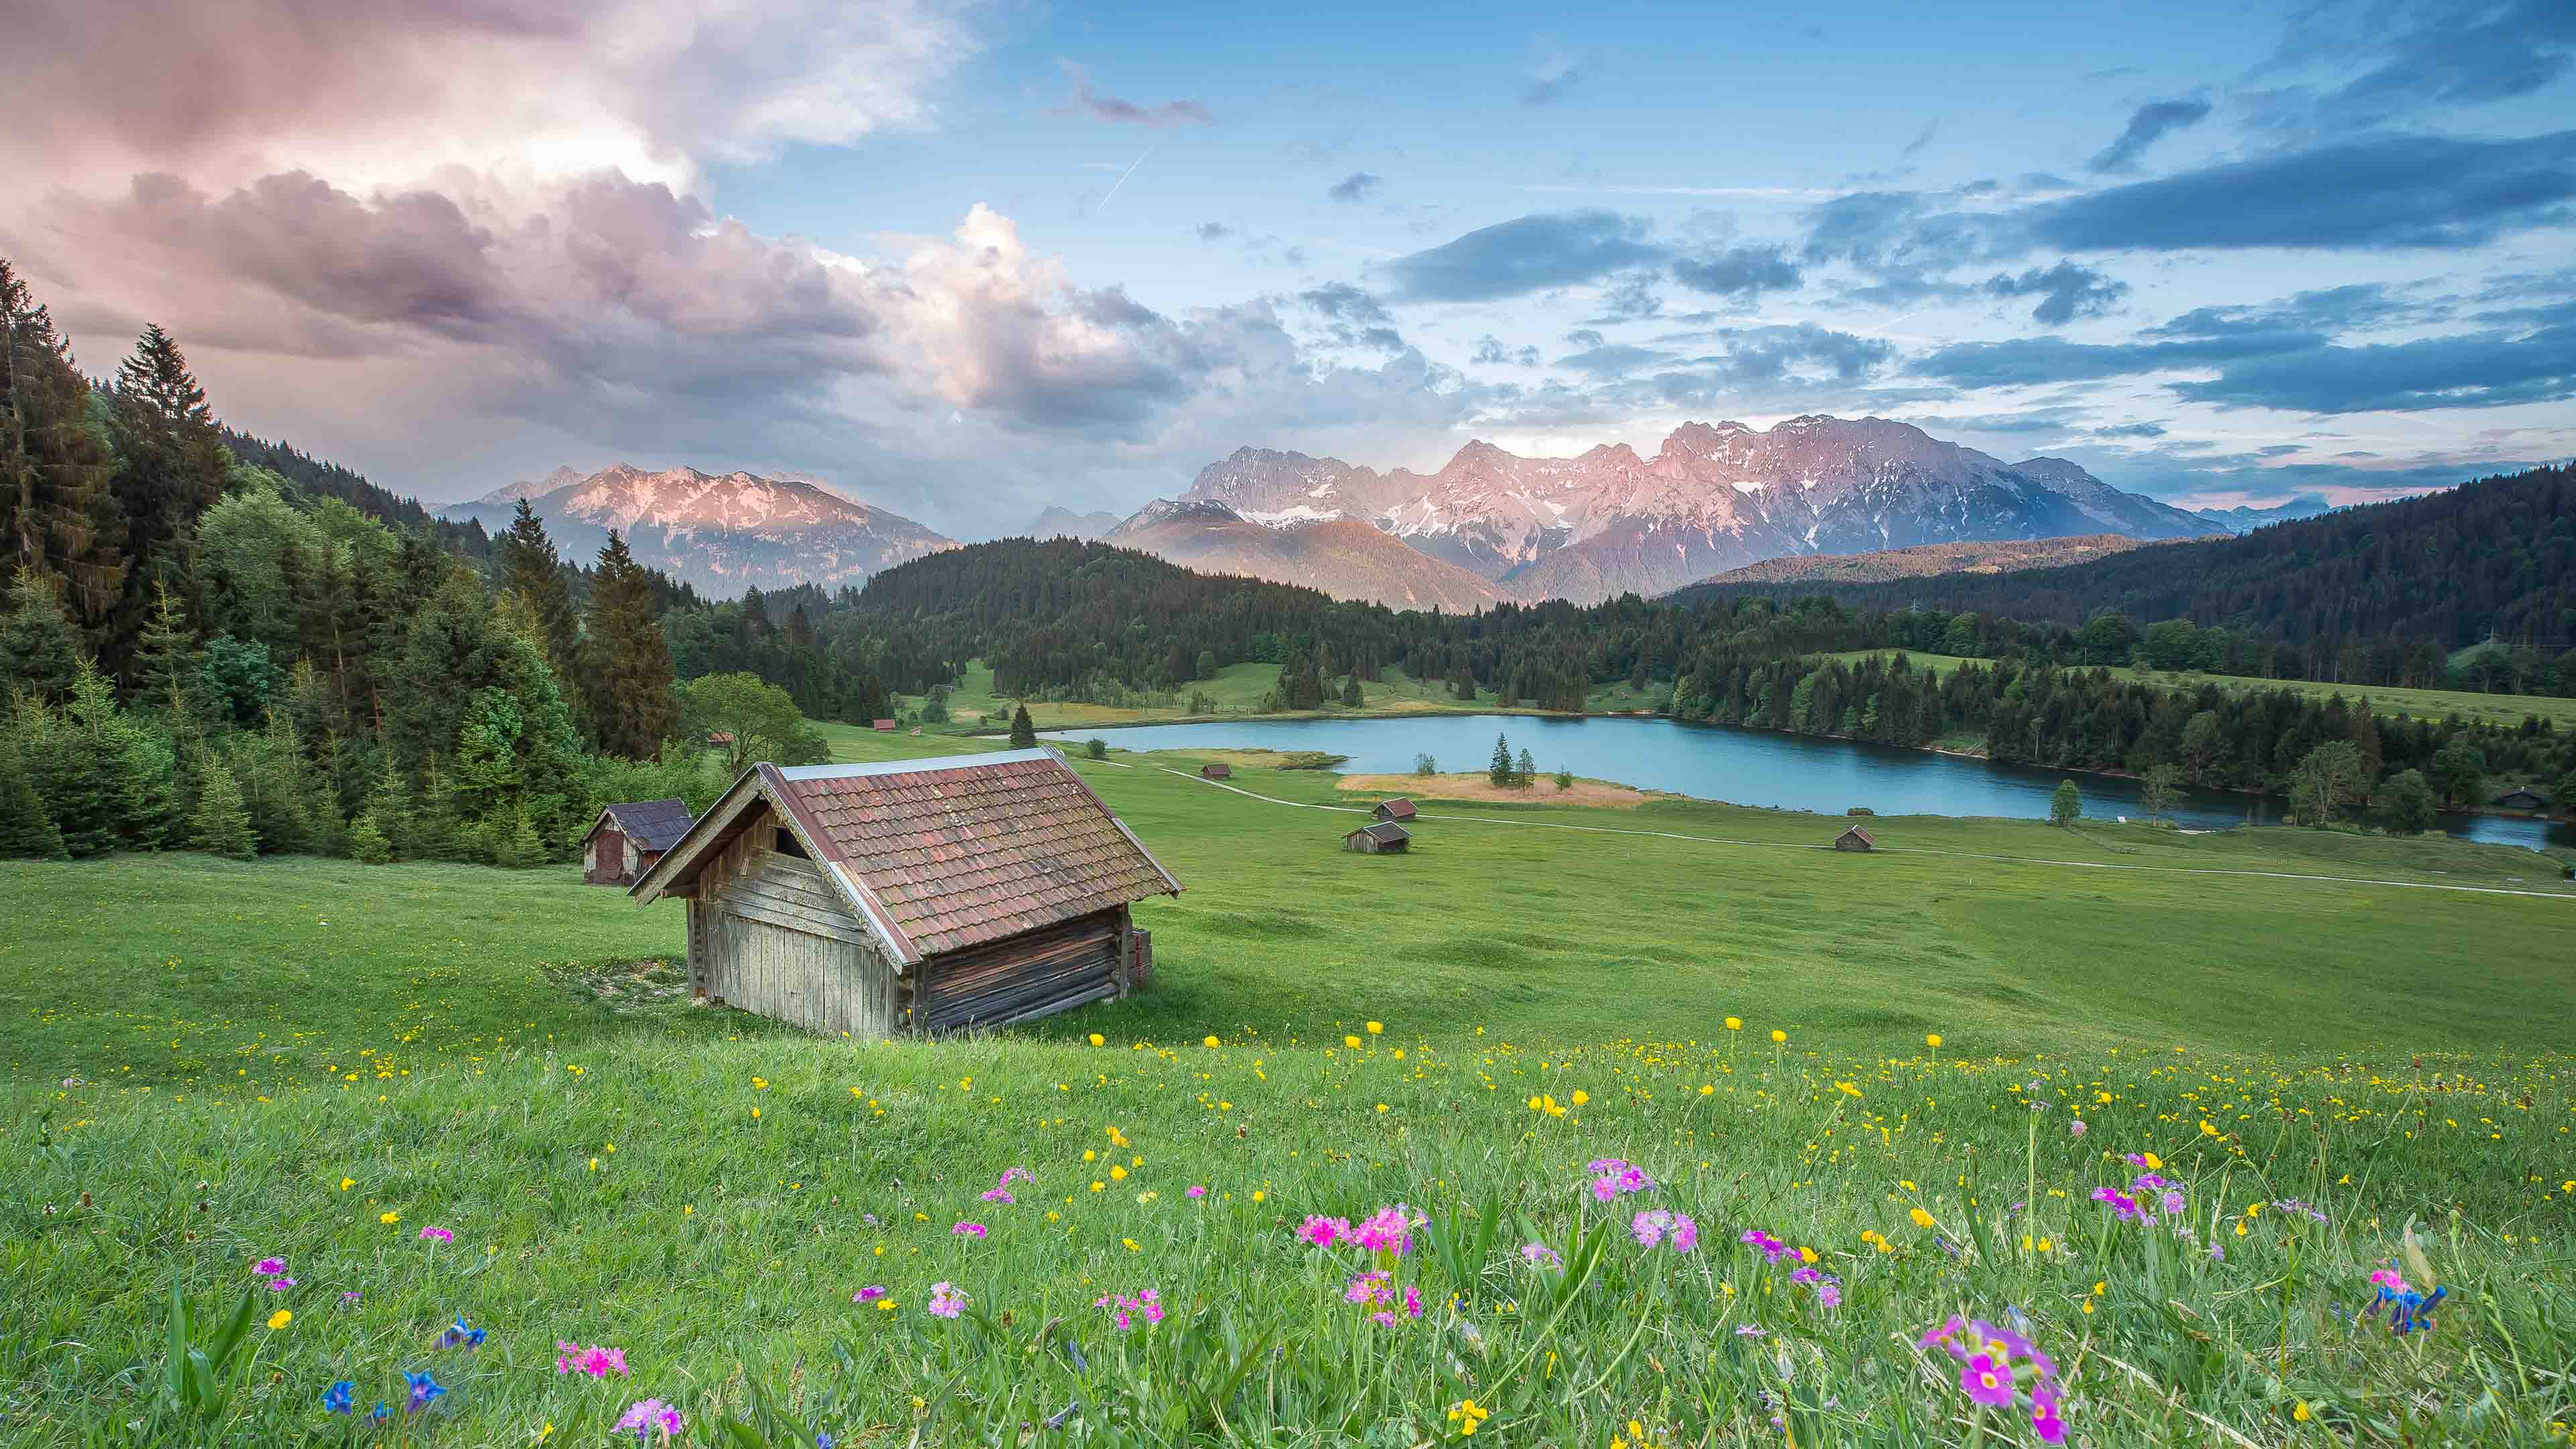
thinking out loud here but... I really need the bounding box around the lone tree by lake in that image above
[1489,733,1514,788]
[2138,761,2182,822]
[1516,747,1537,788]
[2050,778,2080,826]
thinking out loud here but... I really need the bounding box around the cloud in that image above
[2094,421,2167,437]
[1523,55,1580,106]
[1379,211,1662,302]
[1912,332,2318,388]
[1981,260,2129,326]
[1472,335,1540,366]
[1195,221,1232,241]
[1589,272,1664,321]
[1328,172,1381,203]
[1902,121,1941,158]
[1556,343,1676,377]
[1291,282,1405,352]
[1669,244,1803,299]
[2169,323,2576,413]
[2,0,973,193]
[2263,0,2576,134]
[1051,62,1213,128]
[2086,99,2212,174]
[2029,130,2576,251]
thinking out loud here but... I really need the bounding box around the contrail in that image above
[1094,152,1146,214]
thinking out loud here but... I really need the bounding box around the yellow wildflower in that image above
[266,1309,292,1330]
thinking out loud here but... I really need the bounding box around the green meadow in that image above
[6,738,2575,1444]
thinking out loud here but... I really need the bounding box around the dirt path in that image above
[1159,768,2576,903]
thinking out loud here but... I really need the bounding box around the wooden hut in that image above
[2496,786,2547,811]
[1344,822,1410,854]
[581,798,693,886]
[873,719,898,732]
[1373,798,1418,822]
[1199,763,1232,780]
[1833,824,1876,852]
[631,749,1181,1038]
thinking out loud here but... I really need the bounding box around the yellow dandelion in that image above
[1771,1029,1786,1044]
[1202,1035,1220,1049]
[1365,1021,1383,1034]
[1087,1033,1104,1046]
[380,1212,400,1225]
[1570,1090,1589,1106]
[266,1309,292,1330]
[337,1177,354,1191]
[1725,1017,1741,1030]
[1909,1208,1936,1230]
[1344,1034,1362,1049]
[1926,1033,1943,1049]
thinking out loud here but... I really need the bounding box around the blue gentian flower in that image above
[405,1369,447,1412]
[817,1433,835,1449]
[439,1315,486,1349]
[320,1381,354,1414]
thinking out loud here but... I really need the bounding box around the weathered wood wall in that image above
[690,805,896,1038]
[914,907,1123,1035]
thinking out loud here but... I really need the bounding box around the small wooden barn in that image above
[1834,824,1876,852]
[873,719,898,732]
[581,798,694,886]
[1373,798,1418,822]
[2496,786,2547,811]
[631,749,1181,1038]
[1199,763,1232,780]
[1344,822,1411,854]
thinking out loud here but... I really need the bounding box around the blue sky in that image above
[7,0,2571,535]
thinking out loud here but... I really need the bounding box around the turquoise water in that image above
[1050,714,2570,851]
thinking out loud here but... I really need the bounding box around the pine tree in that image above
[0,260,125,653]
[1516,747,1536,787]
[347,807,392,863]
[1,565,81,701]
[580,531,680,758]
[104,324,227,679]
[0,741,66,859]
[1341,674,1362,707]
[1489,733,1513,788]
[131,578,200,717]
[1009,703,1038,748]
[497,498,588,722]
[188,761,257,860]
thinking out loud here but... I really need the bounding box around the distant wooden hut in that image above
[706,730,736,748]
[1373,798,1418,822]
[1199,763,1232,780]
[872,719,897,732]
[632,749,1181,1038]
[1344,822,1410,854]
[581,798,694,886]
[2496,786,2547,811]
[1834,824,1876,852]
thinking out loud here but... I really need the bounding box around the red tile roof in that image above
[769,750,1181,959]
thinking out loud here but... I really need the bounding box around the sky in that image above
[5,0,2572,539]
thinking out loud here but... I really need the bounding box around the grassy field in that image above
[1819,650,2576,733]
[6,739,2576,1444]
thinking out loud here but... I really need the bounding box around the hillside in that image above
[1678,533,2151,589]
[442,464,955,597]
[1106,500,1507,612]
[1674,463,2576,655]
[1161,417,2220,604]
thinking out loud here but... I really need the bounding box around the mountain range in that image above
[2191,494,2336,533]
[441,464,955,596]
[1142,416,2224,605]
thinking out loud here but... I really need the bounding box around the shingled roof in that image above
[589,798,694,853]
[633,749,1181,966]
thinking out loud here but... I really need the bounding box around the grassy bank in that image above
[5,745,2575,1444]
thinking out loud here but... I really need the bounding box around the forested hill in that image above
[1672,464,2575,659]
[221,429,494,559]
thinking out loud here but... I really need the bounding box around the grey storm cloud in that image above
[1052,62,1213,127]
[2086,99,2212,174]
[1380,211,1664,301]
[1328,172,1381,203]
[1981,260,2129,327]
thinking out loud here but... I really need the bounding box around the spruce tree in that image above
[0,742,66,859]
[580,531,680,759]
[1341,674,1362,707]
[1516,747,1536,787]
[131,579,200,717]
[0,566,81,702]
[0,259,126,653]
[497,499,588,718]
[347,807,392,863]
[1489,733,1513,788]
[188,762,257,860]
[104,324,227,678]
[1009,703,1038,748]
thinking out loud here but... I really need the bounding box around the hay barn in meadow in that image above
[1344,822,1410,853]
[1199,763,1232,780]
[631,749,1181,1038]
[1373,798,1417,822]
[581,798,693,886]
[1834,824,1876,852]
